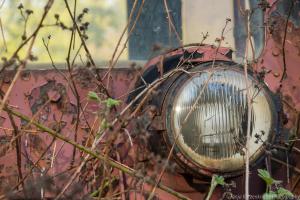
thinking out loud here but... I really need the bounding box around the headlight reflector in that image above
[165,65,276,172]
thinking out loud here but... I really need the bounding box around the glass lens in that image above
[172,69,272,170]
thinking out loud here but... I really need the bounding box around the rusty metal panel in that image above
[0,0,300,199]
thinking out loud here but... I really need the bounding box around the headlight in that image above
[164,62,277,174]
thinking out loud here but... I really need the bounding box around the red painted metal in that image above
[0,0,300,199]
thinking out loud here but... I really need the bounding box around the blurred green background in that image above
[0,0,127,63]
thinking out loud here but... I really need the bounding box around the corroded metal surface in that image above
[0,0,300,199]
[255,0,300,197]
[0,69,137,197]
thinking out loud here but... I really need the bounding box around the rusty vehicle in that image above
[0,0,300,199]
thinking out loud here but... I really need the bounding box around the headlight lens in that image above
[166,65,276,172]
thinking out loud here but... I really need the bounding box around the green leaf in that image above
[104,98,121,108]
[214,175,225,186]
[263,191,277,200]
[206,175,226,200]
[277,187,294,198]
[88,91,100,101]
[258,169,281,186]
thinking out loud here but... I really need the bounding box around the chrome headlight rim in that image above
[162,61,278,176]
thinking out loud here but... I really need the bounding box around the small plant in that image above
[258,169,294,200]
[103,98,121,108]
[206,175,225,200]
[87,92,122,140]
[88,91,100,101]
[88,91,121,108]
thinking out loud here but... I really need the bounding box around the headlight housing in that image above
[163,62,278,175]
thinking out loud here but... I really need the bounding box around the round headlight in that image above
[165,63,277,173]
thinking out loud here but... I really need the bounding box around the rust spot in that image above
[74,68,96,88]
[272,47,281,56]
[5,166,13,173]
[0,116,6,126]
[0,176,6,192]
[0,135,11,145]
[28,80,77,116]
[48,120,67,132]
[3,75,11,84]
[27,134,50,160]
[47,90,61,102]
[0,164,4,174]
[6,174,18,188]
[270,1,300,53]
[21,71,31,81]
[273,72,280,77]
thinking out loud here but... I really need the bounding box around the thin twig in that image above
[0,0,55,114]
[63,0,109,97]
[65,1,81,167]
[4,105,191,200]
[280,1,294,82]
[163,0,182,46]
[7,112,25,195]
[147,20,229,200]
[102,0,145,82]
[244,9,251,200]
[0,0,55,72]
[0,18,7,52]
[271,157,300,174]
[116,152,126,200]
[107,0,138,71]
